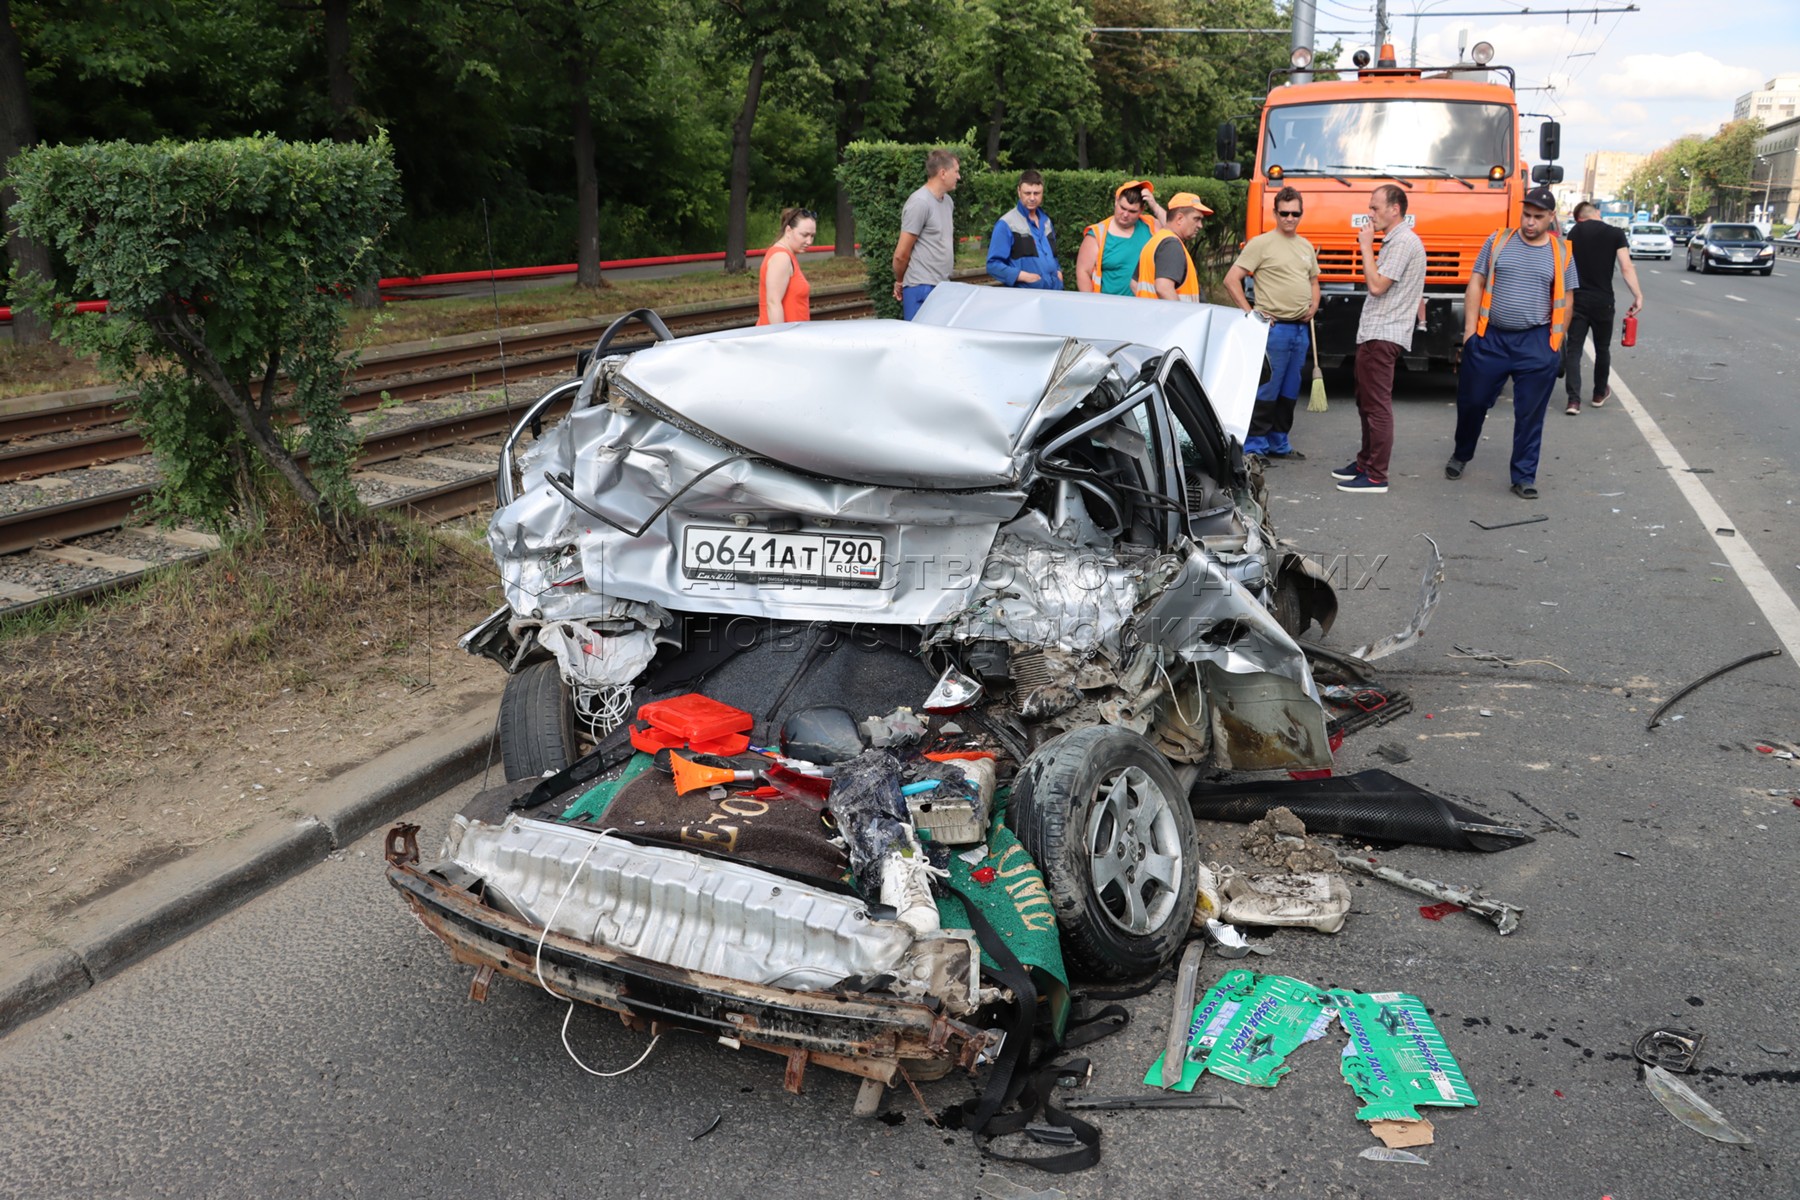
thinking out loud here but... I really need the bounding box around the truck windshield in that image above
[1262,99,1513,179]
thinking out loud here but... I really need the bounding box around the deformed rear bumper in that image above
[384,824,1003,1090]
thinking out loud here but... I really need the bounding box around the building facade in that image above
[1581,150,1647,203]
[1752,115,1799,226]
[1734,76,1800,124]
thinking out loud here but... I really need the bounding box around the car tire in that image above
[1685,254,1695,272]
[499,659,580,781]
[1760,267,1773,276]
[1011,725,1198,979]
[1700,257,1712,274]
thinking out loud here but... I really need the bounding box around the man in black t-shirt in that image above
[1563,202,1645,414]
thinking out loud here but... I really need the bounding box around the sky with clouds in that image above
[1308,0,1800,168]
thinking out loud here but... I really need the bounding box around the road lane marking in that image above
[1681,279,1695,286]
[1598,347,1800,667]
[1725,294,1748,302]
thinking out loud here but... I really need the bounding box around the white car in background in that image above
[1628,222,1674,260]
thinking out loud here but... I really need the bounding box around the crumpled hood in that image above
[611,320,1115,489]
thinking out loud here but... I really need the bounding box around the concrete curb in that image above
[0,703,499,1038]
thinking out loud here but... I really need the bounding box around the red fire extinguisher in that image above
[1621,313,1638,347]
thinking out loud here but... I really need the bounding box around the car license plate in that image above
[1733,251,1751,262]
[681,527,883,587]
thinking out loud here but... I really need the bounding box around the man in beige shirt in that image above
[1223,186,1320,458]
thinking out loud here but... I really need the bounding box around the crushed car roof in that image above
[913,283,1266,445]
[611,321,1116,489]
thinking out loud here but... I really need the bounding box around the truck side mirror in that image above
[1214,162,1243,181]
[1531,164,1565,184]
[1539,121,1561,162]
[1216,121,1238,163]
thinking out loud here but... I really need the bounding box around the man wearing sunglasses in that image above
[1223,186,1321,459]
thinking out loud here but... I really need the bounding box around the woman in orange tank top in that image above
[757,207,816,325]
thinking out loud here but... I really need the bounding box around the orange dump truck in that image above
[1221,42,1563,371]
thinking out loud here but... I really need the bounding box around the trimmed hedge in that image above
[839,142,1249,313]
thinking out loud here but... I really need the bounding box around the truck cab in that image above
[1229,43,1559,372]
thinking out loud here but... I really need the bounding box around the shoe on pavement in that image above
[878,841,947,936]
[1565,400,1581,415]
[1331,462,1360,481]
[1591,388,1610,408]
[1510,483,1539,500]
[1337,473,1388,494]
[1445,458,1466,480]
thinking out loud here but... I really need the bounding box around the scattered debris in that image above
[1194,771,1534,853]
[1440,644,1569,672]
[1359,1148,1428,1164]
[976,1173,1069,1200]
[1634,1029,1704,1074]
[1161,943,1207,1088]
[1370,1117,1435,1148]
[1615,850,1636,860]
[1321,843,1524,935]
[1757,1043,1791,1057]
[1219,869,1351,933]
[1334,989,1478,1120]
[1716,527,1736,536]
[1240,806,1341,871]
[1201,918,1272,958]
[1644,1065,1752,1147]
[1348,535,1444,661]
[1479,709,1494,718]
[1371,741,1413,764]
[1647,648,1784,730]
[1417,902,1464,921]
[690,1113,722,1141]
[1470,513,1549,531]
[1061,1093,1244,1111]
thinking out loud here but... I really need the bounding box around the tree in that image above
[9,136,402,534]
[937,0,1098,169]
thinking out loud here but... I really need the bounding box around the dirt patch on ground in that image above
[0,507,508,946]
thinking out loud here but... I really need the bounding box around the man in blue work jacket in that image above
[985,170,1062,290]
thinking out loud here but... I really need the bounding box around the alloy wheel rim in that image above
[1084,765,1183,935]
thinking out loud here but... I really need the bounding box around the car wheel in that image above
[1700,257,1712,274]
[499,659,580,781]
[1760,266,1773,276]
[1012,725,1198,979]
[1685,254,1695,272]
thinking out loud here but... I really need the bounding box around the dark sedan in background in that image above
[1686,223,1776,275]
[1661,214,1696,244]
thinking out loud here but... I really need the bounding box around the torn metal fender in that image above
[1350,533,1443,662]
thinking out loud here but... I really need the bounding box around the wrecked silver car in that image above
[389,286,1341,1106]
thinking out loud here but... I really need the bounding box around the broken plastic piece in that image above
[1634,1029,1704,1074]
[1162,942,1207,1088]
[1469,513,1548,531]
[1644,1065,1752,1147]
[1191,769,1533,853]
[1647,648,1783,731]
[923,663,984,714]
[860,706,928,748]
[1201,918,1272,958]
[1348,534,1442,661]
[1417,902,1464,921]
[1359,1147,1428,1164]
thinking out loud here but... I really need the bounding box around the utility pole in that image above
[1291,0,1317,83]
[1375,0,1389,51]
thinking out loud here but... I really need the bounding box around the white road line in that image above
[1595,347,1800,667]
[1681,279,1695,286]
[1725,294,1748,303]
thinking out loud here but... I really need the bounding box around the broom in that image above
[1306,316,1328,412]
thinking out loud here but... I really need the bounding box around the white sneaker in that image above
[879,843,947,936]
[1219,871,1351,934]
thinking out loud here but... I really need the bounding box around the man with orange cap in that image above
[1140,192,1212,302]
[1076,179,1168,297]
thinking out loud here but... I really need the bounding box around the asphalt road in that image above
[3,277,1799,1199]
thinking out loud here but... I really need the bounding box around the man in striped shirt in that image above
[1445,187,1580,500]
[1333,185,1427,494]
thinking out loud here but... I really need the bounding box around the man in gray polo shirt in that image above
[1333,185,1427,494]
[892,149,960,319]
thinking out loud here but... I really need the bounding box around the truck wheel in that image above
[1012,726,1198,979]
[498,659,579,781]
